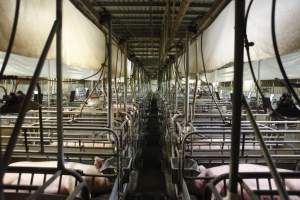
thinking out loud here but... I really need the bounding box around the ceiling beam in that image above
[193,0,231,36]
[95,9,205,16]
[161,0,191,64]
[92,1,212,8]
[111,16,196,20]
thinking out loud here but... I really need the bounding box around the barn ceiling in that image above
[71,0,229,77]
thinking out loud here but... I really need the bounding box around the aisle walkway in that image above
[129,97,168,200]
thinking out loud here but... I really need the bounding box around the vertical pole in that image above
[228,0,245,198]
[107,14,113,128]
[137,67,140,98]
[48,61,51,107]
[257,60,261,105]
[168,65,171,102]
[56,0,64,169]
[185,31,189,125]
[174,63,178,112]
[124,43,128,113]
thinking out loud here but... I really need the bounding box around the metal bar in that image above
[124,43,128,113]
[36,83,44,153]
[0,20,59,198]
[56,0,64,170]
[242,96,289,200]
[228,0,245,198]
[174,63,178,112]
[27,170,62,200]
[93,1,211,7]
[23,129,29,156]
[47,64,51,107]
[137,67,141,98]
[185,31,190,125]
[108,14,113,128]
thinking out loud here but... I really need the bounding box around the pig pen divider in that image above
[1,127,120,200]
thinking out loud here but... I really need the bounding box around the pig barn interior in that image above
[1,0,300,200]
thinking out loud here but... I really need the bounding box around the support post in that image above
[256,60,261,105]
[228,0,245,198]
[185,31,190,126]
[137,67,141,98]
[174,63,178,113]
[56,0,65,169]
[124,43,128,113]
[107,14,113,128]
[47,62,51,107]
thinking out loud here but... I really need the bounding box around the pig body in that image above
[5,159,112,195]
[191,164,300,200]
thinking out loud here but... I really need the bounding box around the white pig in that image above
[191,164,300,200]
[5,157,113,195]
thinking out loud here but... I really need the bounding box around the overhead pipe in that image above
[228,0,246,198]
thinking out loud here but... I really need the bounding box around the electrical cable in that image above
[245,0,300,119]
[200,34,227,124]
[79,65,105,116]
[0,0,20,80]
[271,0,300,106]
[244,0,268,111]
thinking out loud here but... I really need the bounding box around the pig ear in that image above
[197,165,206,172]
[94,156,104,169]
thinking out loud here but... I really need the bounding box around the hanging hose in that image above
[200,34,227,124]
[79,65,105,116]
[117,50,124,110]
[0,20,59,189]
[0,0,21,80]
[174,56,185,94]
[271,0,300,106]
[245,0,298,120]
[192,75,198,119]
[244,0,267,110]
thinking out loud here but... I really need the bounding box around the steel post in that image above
[228,0,245,198]
[56,0,65,170]
[108,14,113,128]
[185,31,190,125]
